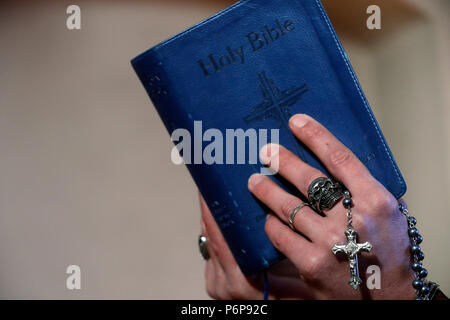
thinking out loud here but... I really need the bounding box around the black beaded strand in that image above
[399,204,439,300]
[342,190,352,208]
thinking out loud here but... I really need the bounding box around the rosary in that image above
[331,190,440,299]
[399,203,440,300]
[331,191,372,290]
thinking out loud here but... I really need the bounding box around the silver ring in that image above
[289,203,311,231]
[307,177,344,212]
[198,235,210,260]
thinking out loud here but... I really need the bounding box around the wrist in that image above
[373,270,416,300]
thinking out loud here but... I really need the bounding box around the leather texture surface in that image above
[131,0,407,275]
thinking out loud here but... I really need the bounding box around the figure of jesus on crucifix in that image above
[332,226,373,290]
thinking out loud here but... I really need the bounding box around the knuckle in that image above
[264,218,272,234]
[304,253,326,282]
[279,149,296,167]
[368,189,397,216]
[270,228,293,253]
[303,123,324,141]
[272,230,287,250]
[352,213,376,236]
[351,214,367,232]
[330,149,352,168]
[328,227,346,247]
[264,218,276,237]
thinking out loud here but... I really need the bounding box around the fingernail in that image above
[259,143,280,165]
[266,213,272,221]
[290,114,309,128]
[248,174,264,189]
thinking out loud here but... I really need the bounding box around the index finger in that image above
[288,114,377,192]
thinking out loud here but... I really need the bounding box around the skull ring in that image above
[307,177,345,212]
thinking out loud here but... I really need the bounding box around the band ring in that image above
[289,203,311,231]
[307,177,344,212]
[198,235,210,260]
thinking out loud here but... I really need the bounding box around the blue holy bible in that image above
[131,0,407,275]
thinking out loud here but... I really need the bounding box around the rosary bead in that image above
[408,228,419,237]
[343,197,353,208]
[419,268,428,279]
[408,217,417,226]
[420,285,430,296]
[412,262,423,272]
[416,252,425,261]
[415,235,423,244]
[410,245,421,254]
[413,279,424,290]
[402,207,434,300]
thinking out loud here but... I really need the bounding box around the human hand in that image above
[246,114,416,299]
[200,194,313,300]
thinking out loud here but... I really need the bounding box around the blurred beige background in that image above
[0,0,449,299]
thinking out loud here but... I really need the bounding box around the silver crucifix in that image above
[332,226,373,290]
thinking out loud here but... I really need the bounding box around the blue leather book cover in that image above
[131,0,407,275]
